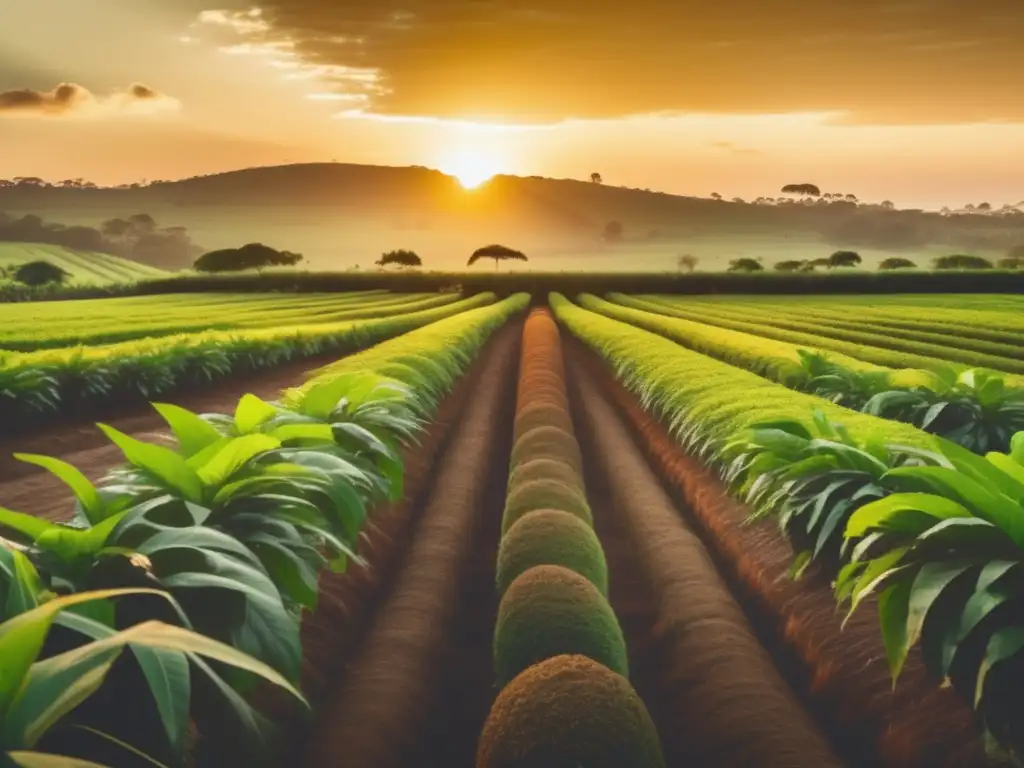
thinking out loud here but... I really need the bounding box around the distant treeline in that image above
[0,211,201,269]
[7,268,1024,304]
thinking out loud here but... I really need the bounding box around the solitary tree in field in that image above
[727,258,763,273]
[468,244,528,270]
[781,183,821,197]
[710,192,722,201]
[879,257,916,270]
[591,172,603,184]
[604,221,624,243]
[677,254,699,273]
[194,242,303,273]
[14,260,70,286]
[828,250,862,268]
[376,249,422,269]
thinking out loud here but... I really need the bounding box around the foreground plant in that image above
[840,434,1024,762]
[0,584,305,768]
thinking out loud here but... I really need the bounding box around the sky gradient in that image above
[2,0,1023,209]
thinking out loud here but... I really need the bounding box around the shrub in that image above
[507,458,584,495]
[477,654,665,768]
[509,426,583,476]
[933,254,993,270]
[502,478,592,534]
[513,403,575,441]
[493,566,627,686]
[879,257,916,270]
[497,510,608,597]
[14,260,70,287]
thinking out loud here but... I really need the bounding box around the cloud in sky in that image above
[191,0,1024,125]
[0,82,180,118]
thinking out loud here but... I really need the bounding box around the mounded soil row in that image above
[300,319,519,768]
[568,339,999,768]
[247,321,522,759]
[566,359,843,768]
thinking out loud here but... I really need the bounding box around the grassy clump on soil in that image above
[509,426,583,476]
[497,510,608,597]
[493,565,626,686]
[507,458,584,496]
[502,478,593,534]
[513,402,575,442]
[477,654,666,768]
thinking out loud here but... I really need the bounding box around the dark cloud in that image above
[0,82,179,116]
[0,83,85,114]
[205,0,1024,124]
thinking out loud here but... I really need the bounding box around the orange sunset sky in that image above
[2,0,1023,209]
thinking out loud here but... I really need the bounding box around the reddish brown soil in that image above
[567,339,1001,768]
[301,322,519,768]
[242,322,522,759]
[567,361,843,768]
[0,351,352,518]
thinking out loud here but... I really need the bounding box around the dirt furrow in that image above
[566,360,844,767]
[568,339,998,768]
[301,321,518,768]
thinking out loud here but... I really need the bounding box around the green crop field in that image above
[2,285,1024,768]
[0,242,169,285]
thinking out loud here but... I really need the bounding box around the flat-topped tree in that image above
[376,249,422,269]
[468,244,528,270]
[14,260,70,286]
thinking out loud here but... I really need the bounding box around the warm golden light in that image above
[439,147,504,189]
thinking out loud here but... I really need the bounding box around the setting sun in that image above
[439,147,505,189]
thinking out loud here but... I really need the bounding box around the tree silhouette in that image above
[932,254,993,270]
[14,260,70,286]
[879,257,916,270]
[604,221,624,243]
[781,183,821,197]
[774,259,806,272]
[727,258,763,273]
[195,243,303,273]
[591,172,603,184]
[376,249,422,269]
[997,257,1024,270]
[710,192,722,201]
[828,250,862,268]
[677,254,698,273]
[467,244,528,270]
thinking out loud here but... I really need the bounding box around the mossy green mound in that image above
[493,565,626,687]
[477,654,665,768]
[509,426,582,476]
[507,458,583,496]
[513,403,575,443]
[502,478,592,534]
[497,510,607,597]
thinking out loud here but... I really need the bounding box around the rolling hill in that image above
[0,243,169,285]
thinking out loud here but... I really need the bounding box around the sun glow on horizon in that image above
[438,147,506,189]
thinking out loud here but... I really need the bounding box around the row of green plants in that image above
[552,293,1024,764]
[0,295,528,767]
[583,294,1024,454]
[0,291,451,352]
[677,297,1024,347]
[479,308,664,767]
[0,294,496,428]
[637,295,1024,369]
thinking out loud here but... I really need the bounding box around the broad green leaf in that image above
[1,547,43,619]
[152,403,223,458]
[847,550,911,620]
[902,562,975,678]
[7,752,113,768]
[133,648,190,759]
[266,424,334,444]
[12,456,101,524]
[976,626,1024,706]
[0,508,51,545]
[846,493,970,539]
[944,562,1023,676]
[883,466,1024,547]
[0,589,166,720]
[34,511,129,561]
[878,578,913,681]
[97,426,203,504]
[985,453,1024,492]
[135,527,264,571]
[939,438,1024,504]
[194,435,280,488]
[249,538,319,610]
[234,395,280,435]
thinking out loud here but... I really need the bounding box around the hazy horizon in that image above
[3,1,1024,211]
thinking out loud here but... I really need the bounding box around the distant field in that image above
[0,243,169,285]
